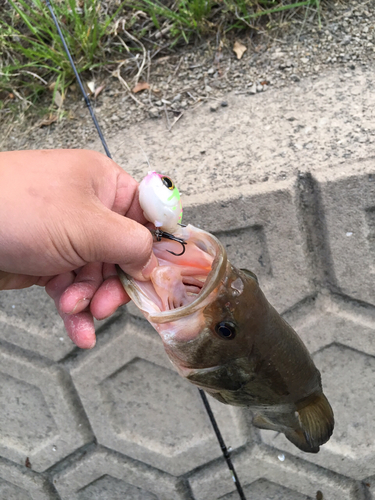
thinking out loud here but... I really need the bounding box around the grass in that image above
[0,0,127,104]
[0,0,321,112]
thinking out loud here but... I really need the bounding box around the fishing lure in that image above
[139,171,187,256]
[139,171,183,233]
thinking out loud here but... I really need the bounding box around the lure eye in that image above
[215,321,236,340]
[161,176,174,190]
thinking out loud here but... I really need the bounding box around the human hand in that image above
[0,149,157,348]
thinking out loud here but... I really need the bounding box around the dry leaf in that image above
[94,84,105,99]
[87,81,95,95]
[36,114,58,128]
[132,81,150,93]
[48,81,56,91]
[233,41,247,60]
[54,90,63,108]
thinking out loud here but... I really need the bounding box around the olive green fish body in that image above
[119,225,334,453]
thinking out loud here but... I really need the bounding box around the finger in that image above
[62,311,96,349]
[59,262,104,315]
[78,207,158,281]
[90,275,130,320]
[45,272,96,349]
[112,170,147,223]
[0,270,40,290]
[45,272,75,302]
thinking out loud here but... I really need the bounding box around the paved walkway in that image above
[1,67,375,499]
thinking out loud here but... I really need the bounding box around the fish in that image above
[117,172,334,453]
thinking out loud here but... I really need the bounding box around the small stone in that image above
[210,102,219,112]
[154,100,163,106]
[256,84,263,92]
[221,101,228,107]
[290,74,300,82]
[180,100,188,108]
[149,107,160,119]
[205,85,213,93]
[172,93,181,102]
[248,84,257,95]
[207,67,215,75]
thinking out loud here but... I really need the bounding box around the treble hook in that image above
[152,229,187,256]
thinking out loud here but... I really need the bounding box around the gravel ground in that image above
[1,0,375,152]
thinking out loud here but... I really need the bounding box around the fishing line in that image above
[44,2,247,498]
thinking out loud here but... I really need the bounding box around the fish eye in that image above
[161,176,175,190]
[215,321,236,340]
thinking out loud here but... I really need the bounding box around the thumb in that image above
[78,206,158,281]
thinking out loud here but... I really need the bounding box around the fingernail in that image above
[72,298,90,314]
[87,338,96,349]
[142,253,158,280]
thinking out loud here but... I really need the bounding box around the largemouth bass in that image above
[118,223,334,453]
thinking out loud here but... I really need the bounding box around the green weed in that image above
[0,0,126,103]
[0,0,321,113]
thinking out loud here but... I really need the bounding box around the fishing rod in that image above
[44,2,247,498]
[199,389,247,500]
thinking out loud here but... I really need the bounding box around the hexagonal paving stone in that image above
[215,226,272,286]
[0,372,57,455]
[315,165,375,305]
[0,479,33,500]
[183,180,312,313]
[189,444,362,500]
[0,456,56,500]
[70,317,248,475]
[260,344,375,480]
[52,446,191,500]
[100,357,218,457]
[283,294,375,356]
[0,287,115,361]
[0,287,74,361]
[364,477,374,499]
[78,475,158,500]
[0,343,92,472]
[219,478,312,500]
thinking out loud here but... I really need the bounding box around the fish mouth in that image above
[117,225,227,324]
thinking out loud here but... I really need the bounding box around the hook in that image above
[152,229,187,256]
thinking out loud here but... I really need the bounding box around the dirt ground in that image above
[1,0,375,166]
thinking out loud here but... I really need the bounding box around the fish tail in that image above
[287,392,334,453]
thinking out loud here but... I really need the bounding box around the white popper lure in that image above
[138,171,183,234]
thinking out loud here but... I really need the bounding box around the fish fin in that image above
[204,390,229,405]
[253,413,281,432]
[284,429,320,453]
[187,363,249,392]
[240,268,259,283]
[291,393,334,453]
